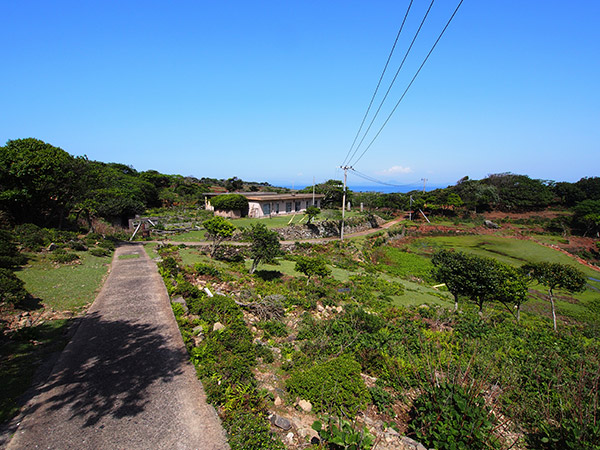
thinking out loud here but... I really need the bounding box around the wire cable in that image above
[349,168,420,189]
[341,0,415,167]
[350,0,464,167]
[346,0,436,167]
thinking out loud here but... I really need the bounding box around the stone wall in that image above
[276,215,386,240]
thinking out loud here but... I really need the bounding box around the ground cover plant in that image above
[157,224,600,449]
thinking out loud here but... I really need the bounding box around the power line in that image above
[348,0,465,168]
[346,0,435,167]
[349,168,420,189]
[342,0,415,167]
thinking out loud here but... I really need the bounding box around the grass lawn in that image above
[16,252,112,311]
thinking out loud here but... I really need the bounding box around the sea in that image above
[282,184,448,194]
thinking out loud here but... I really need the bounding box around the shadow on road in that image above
[22,312,186,427]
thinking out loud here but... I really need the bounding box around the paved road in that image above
[6,244,229,450]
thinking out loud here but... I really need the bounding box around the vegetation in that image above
[210,194,249,214]
[203,216,236,257]
[294,256,331,285]
[246,223,282,274]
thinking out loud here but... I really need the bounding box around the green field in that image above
[16,252,112,311]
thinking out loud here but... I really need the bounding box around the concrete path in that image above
[6,244,229,450]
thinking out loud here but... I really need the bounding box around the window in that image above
[263,203,271,215]
[286,202,292,213]
[275,203,280,213]
[295,201,301,211]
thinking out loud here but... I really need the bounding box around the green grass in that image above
[118,254,139,260]
[16,252,112,311]
[0,319,71,423]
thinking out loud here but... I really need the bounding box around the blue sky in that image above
[1,1,598,189]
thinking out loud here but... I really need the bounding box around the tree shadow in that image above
[254,270,283,281]
[22,312,186,427]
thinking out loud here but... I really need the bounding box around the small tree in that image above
[493,264,529,322]
[295,256,331,285]
[304,206,320,225]
[202,216,236,258]
[522,262,586,331]
[432,250,472,311]
[246,223,281,274]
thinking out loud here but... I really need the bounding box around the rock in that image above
[213,322,225,332]
[298,399,312,413]
[336,305,343,313]
[285,432,294,444]
[299,427,319,442]
[192,325,203,335]
[274,396,283,406]
[400,436,428,450]
[484,219,499,229]
[270,414,292,430]
[316,303,325,312]
[171,296,188,313]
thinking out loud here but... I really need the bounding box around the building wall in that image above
[248,199,321,218]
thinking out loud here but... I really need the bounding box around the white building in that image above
[206,192,324,218]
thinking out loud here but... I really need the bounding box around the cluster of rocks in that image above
[3,309,78,333]
[276,215,386,240]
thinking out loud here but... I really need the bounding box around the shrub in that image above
[0,268,28,304]
[0,229,27,268]
[258,320,288,338]
[225,411,285,450]
[211,194,249,213]
[193,262,221,278]
[89,247,111,257]
[49,249,79,264]
[312,417,374,450]
[286,354,370,415]
[409,382,499,450]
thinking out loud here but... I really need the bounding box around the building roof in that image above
[205,192,324,202]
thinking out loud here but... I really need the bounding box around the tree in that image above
[246,223,281,274]
[225,176,244,192]
[522,262,586,331]
[493,264,529,322]
[305,206,320,225]
[210,194,249,216]
[203,216,236,258]
[431,250,472,311]
[294,256,331,285]
[572,199,600,237]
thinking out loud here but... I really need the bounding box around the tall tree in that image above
[246,223,281,274]
[522,262,587,331]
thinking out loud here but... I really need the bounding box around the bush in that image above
[0,268,28,304]
[409,382,499,450]
[225,411,285,450]
[49,249,79,264]
[258,320,288,338]
[193,262,221,278]
[211,194,249,213]
[286,354,370,415]
[0,229,26,268]
[89,247,111,257]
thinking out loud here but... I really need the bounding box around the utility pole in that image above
[421,178,428,193]
[312,176,315,206]
[409,195,413,221]
[340,166,351,241]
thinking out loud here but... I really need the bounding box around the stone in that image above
[285,432,295,444]
[213,322,225,331]
[336,305,343,313]
[192,325,203,335]
[270,414,292,431]
[274,396,283,406]
[484,219,499,229]
[171,296,188,313]
[298,399,312,413]
[316,304,325,312]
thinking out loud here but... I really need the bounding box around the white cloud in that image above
[381,165,412,175]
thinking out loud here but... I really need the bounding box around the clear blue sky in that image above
[1,1,598,189]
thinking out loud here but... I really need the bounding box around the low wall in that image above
[276,215,385,240]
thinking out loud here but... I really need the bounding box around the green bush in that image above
[258,320,288,338]
[0,268,29,304]
[211,194,249,212]
[0,229,27,268]
[409,382,499,450]
[225,411,285,450]
[89,247,111,257]
[286,354,370,415]
[312,417,374,450]
[49,249,80,264]
[193,262,221,278]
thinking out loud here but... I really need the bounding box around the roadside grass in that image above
[15,252,112,311]
[0,320,72,423]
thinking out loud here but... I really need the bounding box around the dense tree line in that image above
[0,138,267,229]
